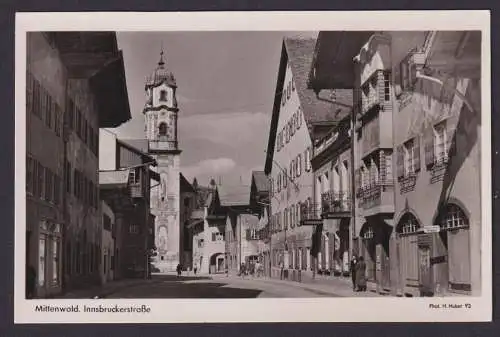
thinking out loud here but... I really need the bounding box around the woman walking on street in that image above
[350,255,358,291]
[355,256,367,292]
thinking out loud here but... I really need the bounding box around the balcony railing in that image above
[300,202,322,225]
[321,191,351,216]
[149,140,178,151]
[357,179,394,209]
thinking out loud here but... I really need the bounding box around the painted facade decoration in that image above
[144,51,182,272]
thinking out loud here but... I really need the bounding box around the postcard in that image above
[15,10,491,323]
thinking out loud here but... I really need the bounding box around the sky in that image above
[111,31,318,187]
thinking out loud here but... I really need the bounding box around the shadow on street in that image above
[105,274,263,298]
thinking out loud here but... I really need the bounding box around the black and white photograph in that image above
[15,11,492,323]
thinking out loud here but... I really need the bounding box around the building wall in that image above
[26,32,66,298]
[191,207,225,274]
[180,190,196,269]
[101,201,114,284]
[390,31,481,296]
[269,60,314,276]
[151,153,181,272]
[98,129,116,171]
[64,76,101,289]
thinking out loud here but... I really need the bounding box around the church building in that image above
[143,51,183,272]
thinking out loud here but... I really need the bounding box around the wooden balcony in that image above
[357,180,395,216]
[300,202,323,226]
[321,191,351,219]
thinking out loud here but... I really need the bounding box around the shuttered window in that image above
[297,154,302,176]
[424,126,434,167]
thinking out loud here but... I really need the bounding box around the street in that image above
[101,273,379,298]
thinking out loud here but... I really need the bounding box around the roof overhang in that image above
[308,31,375,90]
[46,32,131,128]
[90,50,131,128]
[99,170,134,212]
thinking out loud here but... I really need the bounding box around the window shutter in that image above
[396,145,404,179]
[290,205,295,228]
[446,121,456,158]
[246,229,250,241]
[297,154,302,176]
[290,160,294,178]
[413,135,421,172]
[424,127,435,167]
[284,170,288,188]
[297,107,302,129]
[354,168,361,193]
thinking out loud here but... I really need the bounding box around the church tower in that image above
[144,50,182,272]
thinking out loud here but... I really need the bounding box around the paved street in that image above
[98,273,381,299]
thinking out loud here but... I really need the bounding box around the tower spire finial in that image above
[158,42,165,67]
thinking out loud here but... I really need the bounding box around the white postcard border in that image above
[14,10,492,323]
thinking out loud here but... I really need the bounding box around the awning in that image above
[150,169,160,182]
[99,169,130,189]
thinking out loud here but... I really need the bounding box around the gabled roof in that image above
[118,138,149,154]
[180,173,195,193]
[264,37,352,174]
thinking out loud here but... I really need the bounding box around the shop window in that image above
[38,234,47,286]
[52,238,60,284]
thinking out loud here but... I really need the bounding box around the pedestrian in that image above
[176,263,182,277]
[194,265,197,275]
[355,256,367,292]
[26,264,36,299]
[350,254,358,291]
[279,260,284,280]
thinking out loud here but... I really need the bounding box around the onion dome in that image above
[145,50,177,89]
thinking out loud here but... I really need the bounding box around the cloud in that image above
[179,111,270,149]
[182,157,237,182]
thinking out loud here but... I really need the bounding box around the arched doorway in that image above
[209,252,225,274]
[360,223,376,282]
[396,212,420,293]
[435,203,470,293]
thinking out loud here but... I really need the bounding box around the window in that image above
[403,139,415,176]
[76,108,82,138]
[283,170,288,188]
[45,95,53,129]
[400,52,417,92]
[129,168,140,184]
[54,104,61,136]
[52,238,60,284]
[37,163,44,199]
[26,156,34,195]
[384,71,391,101]
[362,227,374,239]
[66,98,75,130]
[38,234,47,286]
[290,204,295,228]
[297,153,302,176]
[103,214,112,231]
[45,169,53,202]
[129,225,139,234]
[434,122,447,164]
[439,204,469,230]
[305,147,312,172]
[160,90,167,102]
[400,216,418,235]
[54,175,60,205]
[158,122,167,137]
[198,239,204,248]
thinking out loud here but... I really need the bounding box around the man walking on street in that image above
[350,254,358,291]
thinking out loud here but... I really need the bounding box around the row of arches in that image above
[358,203,471,295]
